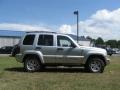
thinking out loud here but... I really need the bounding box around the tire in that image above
[24,57,41,72]
[85,58,105,73]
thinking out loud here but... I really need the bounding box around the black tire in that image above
[85,58,105,73]
[24,57,41,72]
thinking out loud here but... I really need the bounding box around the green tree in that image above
[95,37,104,46]
[117,40,120,49]
[106,40,117,48]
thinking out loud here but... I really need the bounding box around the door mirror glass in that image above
[71,43,76,48]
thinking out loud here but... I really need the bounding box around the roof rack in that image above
[26,31,56,33]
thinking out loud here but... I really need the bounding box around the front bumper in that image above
[106,57,110,65]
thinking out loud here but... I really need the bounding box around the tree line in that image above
[86,36,120,48]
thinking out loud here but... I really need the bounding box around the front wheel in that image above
[85,58,105,73]
[24,57,41,72]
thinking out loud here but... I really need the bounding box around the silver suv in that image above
[12,31,110,73]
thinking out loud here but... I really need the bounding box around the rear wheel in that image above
[85,58,105,73]
[24,57,41,72]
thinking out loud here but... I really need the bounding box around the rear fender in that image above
[23,50,44,64]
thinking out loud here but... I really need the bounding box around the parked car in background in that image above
[112,48,120,54]
[11,44,20,56]
[106,48,113,56]
[0,46,13,54]
[95,46,114,56]
[117,49,120,54]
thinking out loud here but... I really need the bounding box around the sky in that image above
[0,0,120,40]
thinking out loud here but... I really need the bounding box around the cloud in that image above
[0,23,51,31]
[59,8,120,40]
[78,8,120,40]
[59,24,72,34]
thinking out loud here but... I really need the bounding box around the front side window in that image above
[38,35,53,46]
[23,35,35,45]
[57,36,73,47]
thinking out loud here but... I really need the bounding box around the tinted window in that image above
[23,35,35,45]
[57,36,73,47]
[38,35,53,46]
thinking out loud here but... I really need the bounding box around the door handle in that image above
[57,48,63,50]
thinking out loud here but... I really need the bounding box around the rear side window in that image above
[23,35,35,45]
[38,35,53,46]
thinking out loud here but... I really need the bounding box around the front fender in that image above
[83,51,107,64]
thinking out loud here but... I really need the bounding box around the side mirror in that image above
[71,43,76,48]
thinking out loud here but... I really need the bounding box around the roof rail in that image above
[26,31,56,33]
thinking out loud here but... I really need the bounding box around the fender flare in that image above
[23,50,44,64]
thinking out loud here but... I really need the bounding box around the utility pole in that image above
[74,10,79,43]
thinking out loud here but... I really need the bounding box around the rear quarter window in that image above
[23,35,35,45]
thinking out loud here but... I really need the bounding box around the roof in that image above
[26,32,90,41]
[26,31,56,34]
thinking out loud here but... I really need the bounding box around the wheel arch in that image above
[23,51,44,64]
[85,54,107,66]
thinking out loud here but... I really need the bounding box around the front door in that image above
[55,35,83,65]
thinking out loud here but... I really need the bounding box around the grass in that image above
[0,56,119,90]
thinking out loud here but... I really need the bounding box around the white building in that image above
[68,34,93,46]
[0,30,24,48]
[0,36,20,48]
[78,40,91,46]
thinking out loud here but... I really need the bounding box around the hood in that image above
[79,46,107,56]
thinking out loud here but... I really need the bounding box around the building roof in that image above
[67,34,90,41]
[0,30,25,38]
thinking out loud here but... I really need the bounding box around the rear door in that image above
[36,34,56,64]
